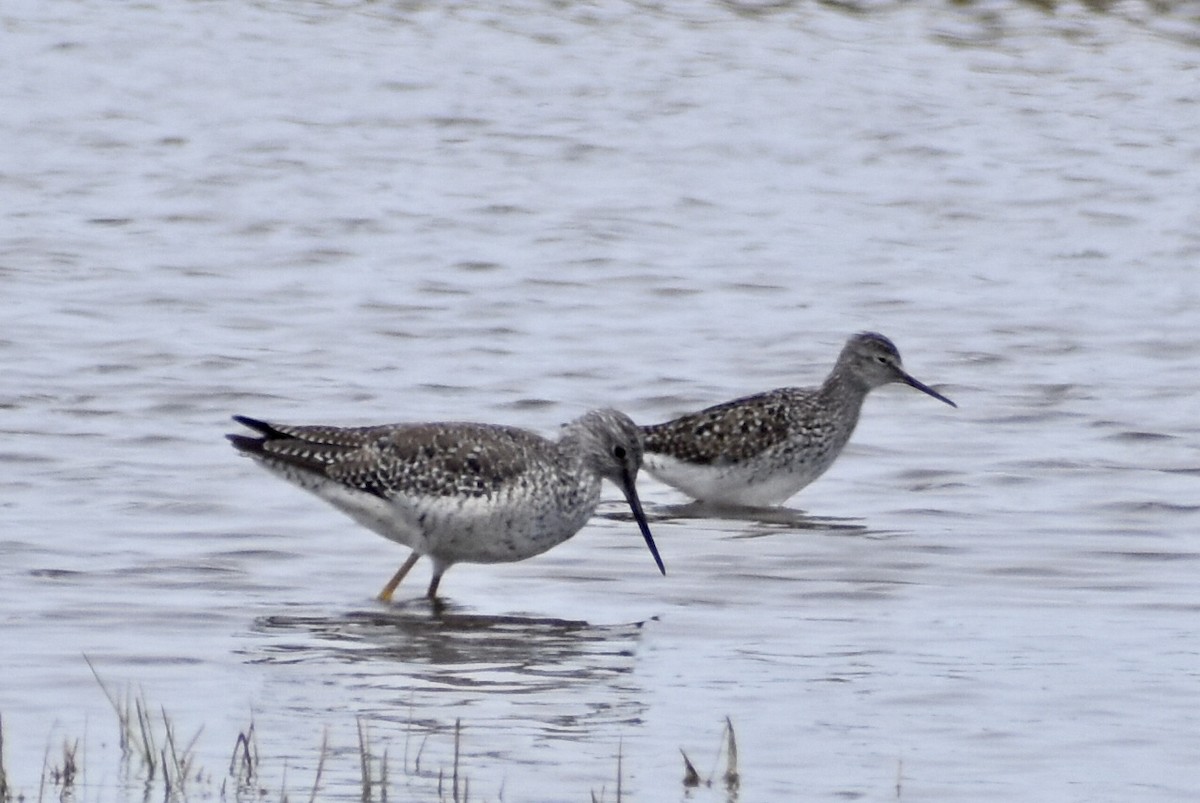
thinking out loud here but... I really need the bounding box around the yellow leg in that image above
[377,552,421,603]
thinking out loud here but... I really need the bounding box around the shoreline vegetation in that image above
[0,658,742,803]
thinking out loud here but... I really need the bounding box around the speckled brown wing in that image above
[229,417,548,500]
[327,424,550,499]
[642,388,811,466]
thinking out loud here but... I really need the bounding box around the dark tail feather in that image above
[231,415,281,436]
[227,415,288,455]
[226,432,265,455]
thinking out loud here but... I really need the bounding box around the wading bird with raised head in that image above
[640,332,956,508]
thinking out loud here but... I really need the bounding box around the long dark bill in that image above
[619,468,667,576]
[901,372,957,408]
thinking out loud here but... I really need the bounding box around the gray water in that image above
[3,0,1200,800]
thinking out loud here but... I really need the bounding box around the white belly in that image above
[643,453,814,507]
[257,457,600,564]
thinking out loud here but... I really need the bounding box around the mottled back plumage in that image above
[641,388,822,466]
[230,416,556,500]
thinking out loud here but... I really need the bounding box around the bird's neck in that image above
[554,424,596,472]
[818,365,872,417]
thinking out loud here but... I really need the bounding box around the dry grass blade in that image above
[307,727,329,803]
[134,697,159,777]
[357,716,372,802]
[680,749,701,787]
[0,713,9,801]
[722,717,739,791]
[229,723,258,790]
[38,738,50,803]
[615,739,623,803]
[414,731,430,775]
[162,705,202,793]
[83,654,133,757]
[678,717,743,793]
[49,738,79,792]
[379,744,389,803]
[452,719,461,803]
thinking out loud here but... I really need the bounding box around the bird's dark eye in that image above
[875,355,889,364]
[613,445,627,460]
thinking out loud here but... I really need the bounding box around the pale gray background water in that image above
[3,0,1199,800]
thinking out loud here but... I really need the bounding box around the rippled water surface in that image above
[4,0,1200,800]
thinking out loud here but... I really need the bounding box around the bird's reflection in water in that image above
[251,602,651,695]
[600,500,869,533]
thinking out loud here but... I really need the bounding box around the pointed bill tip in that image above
[902,373,957,408]
[620,469,666,576]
